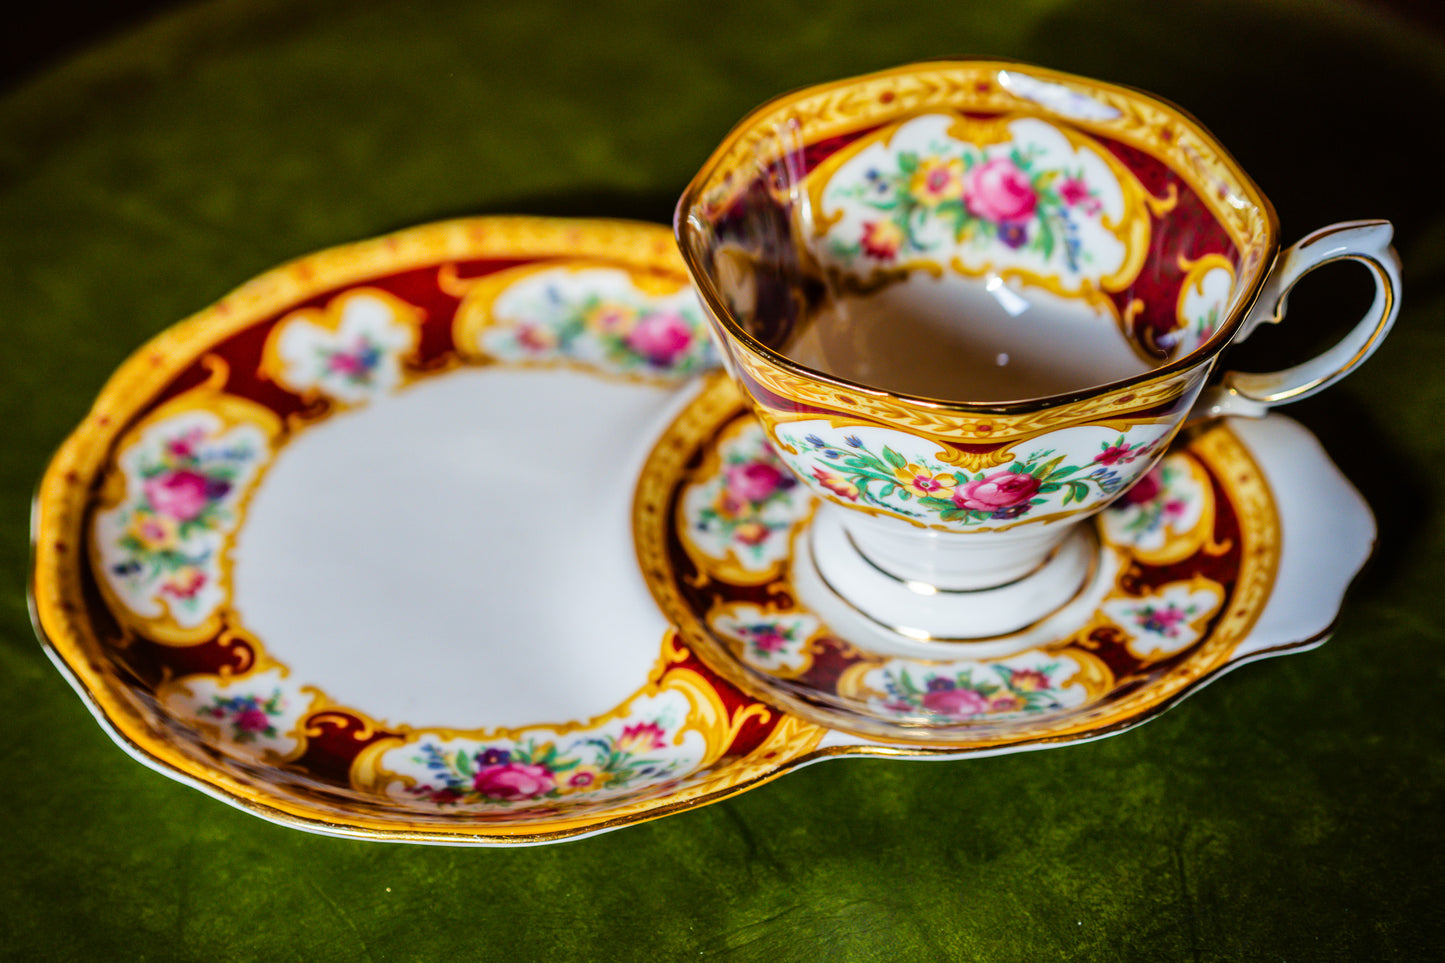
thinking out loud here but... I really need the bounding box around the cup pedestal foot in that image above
[793,509,1111,661]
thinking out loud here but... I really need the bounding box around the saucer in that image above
[30,217,832,845]
[633,374,1376,746]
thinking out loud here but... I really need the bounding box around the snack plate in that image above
[29,217,1374,845]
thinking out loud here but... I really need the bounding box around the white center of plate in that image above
[232,367,683,730]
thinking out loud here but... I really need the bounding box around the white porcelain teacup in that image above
[675,60,1400,649]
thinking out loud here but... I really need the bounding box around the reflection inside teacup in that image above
[780,279,1152,402]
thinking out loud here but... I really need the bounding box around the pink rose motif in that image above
[1058,176,1102,215]
[165,428,204,460]
[922,686,990,717]
[1139,605,1189,637]
[1094,444,1133,466]
[326,339,381,378]
[234,707,271,733]
[472,762,556,801]
[745,624,789,653]
[420,787,463,804]
[328,352,364,375]
[964,157,1038,224]
[1122,470,1163,506]
[952,471,1042,513]
[626,311,694,367]
[144,469,228,521]
[724,460,795,508]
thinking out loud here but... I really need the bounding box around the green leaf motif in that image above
[1035,454,1066,480]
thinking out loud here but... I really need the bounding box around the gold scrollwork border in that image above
[801,110,1159,301]
[348,638,733,797]
[87,366,285,646]
[446,258,695,379]
[704,600,827,681]
[732,340,1200,446]
[674,412,817,584]
[833,642,1116,712]
[1174,252,1237,344]
[1108,451,1231,567]
[688,60,1274,260]
[257,286,429,406]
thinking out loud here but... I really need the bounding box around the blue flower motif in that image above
[356,342,381,371]
[1064,234,1083,272]
[1087,467,1123,492]
[220,444,255,461]
[844,435,864,448]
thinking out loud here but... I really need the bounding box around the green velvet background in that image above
[4,0,1444,959]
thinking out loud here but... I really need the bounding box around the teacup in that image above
[674,60,1400,649]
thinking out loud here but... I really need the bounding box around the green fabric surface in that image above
[4,0,1444,959]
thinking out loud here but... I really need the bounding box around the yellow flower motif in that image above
[128,511,178,551]
[894,463,957,499]
[562,763,609,793]
[909,156,964,207]
[812,466,860,501]
[732,521,769,546]
[860,219,905,261]
[583,300,637,334]
[1009,668,1051,692]
[160,566,207,600]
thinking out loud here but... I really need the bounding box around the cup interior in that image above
[678,62,1279,405]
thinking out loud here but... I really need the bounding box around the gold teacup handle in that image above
[1194,219,1401,419]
